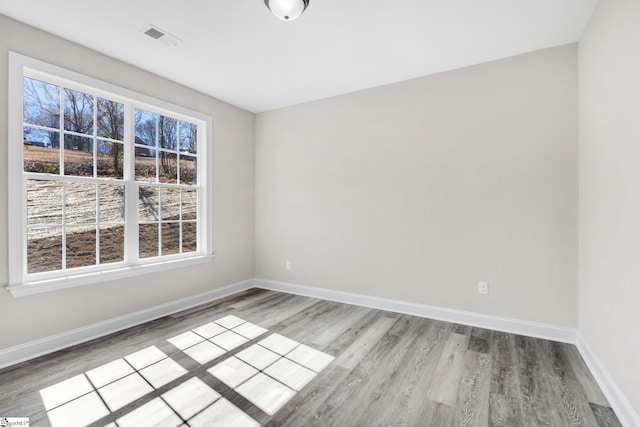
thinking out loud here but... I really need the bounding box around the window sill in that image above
[6,254,215,297]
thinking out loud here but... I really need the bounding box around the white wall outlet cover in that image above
[478,282,489,295]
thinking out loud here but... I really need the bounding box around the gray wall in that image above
[0,15,255,349]
[255,44,579,327]
[579,0,640,414]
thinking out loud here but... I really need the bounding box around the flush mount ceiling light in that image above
[264,0,310,21]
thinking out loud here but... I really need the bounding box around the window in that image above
[8,53,213,296]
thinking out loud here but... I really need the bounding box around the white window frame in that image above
[7,52,214,297]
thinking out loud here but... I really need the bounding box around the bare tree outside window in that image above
[23,77,60,145]
[134,108,198,259]
[22,78,127,272]
[63,88,94,153]
[11,55,208,291]
[158,115,178,182]
[97,98,124,178]
[23,84,200,271]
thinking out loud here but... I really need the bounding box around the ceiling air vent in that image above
[142,25,181,47]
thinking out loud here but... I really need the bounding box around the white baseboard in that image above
[255,278,639,426]
[254,278,577,343]
[576,331,640,427]
[0,279,255,370]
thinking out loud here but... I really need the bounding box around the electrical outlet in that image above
[285,260,292,270]
[478,281,489,295]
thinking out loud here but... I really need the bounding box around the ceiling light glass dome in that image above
[264,0,310,21]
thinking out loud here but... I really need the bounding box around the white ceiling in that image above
[0,0,597,113]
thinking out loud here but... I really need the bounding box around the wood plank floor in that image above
[0,289,622,426]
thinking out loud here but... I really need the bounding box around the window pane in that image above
[17,66,210,285]
[158,151,177,183]
[159,116,178,150]
[97,98,124,141]
[179,154,197,185]
[64,135,94,177]
[27,227,62,273]
[182,222,197,253]
[24,127,60,174]
[135,148,156,182]
[181,189,197,220]
[97,140,124,179]
[161,222,180,255]
[139,186,159,221]
[23,77,60,128]
[100,225,124,264]
[179,121,197,154]
[99,184,125,222]
[66,225,96,268]
[139,223,159,259]
[135,109,157,147]
[64,88,94,135]
[27,180,63,225]
[161,188,180,221]
[66,182,97,224]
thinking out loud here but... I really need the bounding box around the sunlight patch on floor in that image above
[39,316,333,426]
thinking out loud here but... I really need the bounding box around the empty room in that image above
[0,0,638,426]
